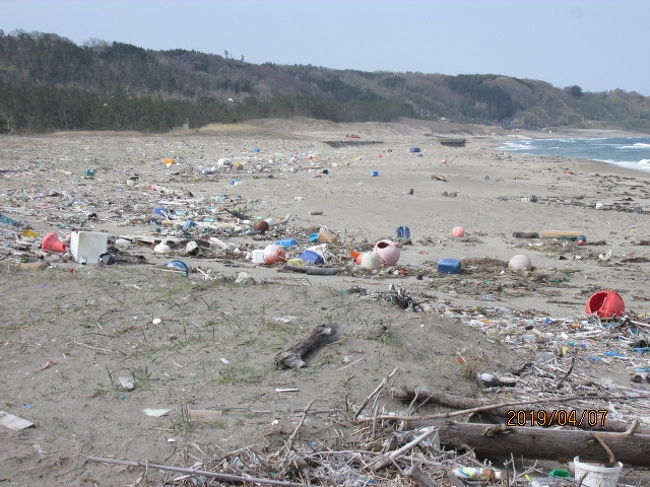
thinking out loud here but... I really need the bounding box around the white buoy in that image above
[509,254,532,271]
[154,241,171,254]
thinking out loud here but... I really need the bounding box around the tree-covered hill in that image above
[1,31,649,133]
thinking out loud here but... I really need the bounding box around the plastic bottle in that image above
[275,239,299,248]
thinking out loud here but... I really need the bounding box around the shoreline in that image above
[491,135,650,175]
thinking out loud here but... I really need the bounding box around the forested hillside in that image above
[1,31,649,133]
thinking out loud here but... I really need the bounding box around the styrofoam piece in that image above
[70,231,108,264]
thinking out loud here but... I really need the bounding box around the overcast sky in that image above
[2,0,648,95]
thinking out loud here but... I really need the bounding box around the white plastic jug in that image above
[251,249,266,264]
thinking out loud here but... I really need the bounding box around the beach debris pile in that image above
[2,136,649,486]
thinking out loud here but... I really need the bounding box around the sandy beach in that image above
[1,118,649,486]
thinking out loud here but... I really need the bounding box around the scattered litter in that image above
[142,408,172,417]
[274,315,298,324]
[39,360,57,371]
[0,411,35,430]
[188,409,222,422]
[118,377,135,390]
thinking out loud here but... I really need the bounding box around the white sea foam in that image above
[596,158,650,173]
[620,143,650,149]
[498,137,650,173]
[554,138,576,143]
[497,141,534,150]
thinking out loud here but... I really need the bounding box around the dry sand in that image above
[1,118,649,485]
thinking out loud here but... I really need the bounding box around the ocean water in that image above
[497,137,650,173]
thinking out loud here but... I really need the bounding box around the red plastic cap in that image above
[585,290,625,318]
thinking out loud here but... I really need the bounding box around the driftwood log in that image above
[438,421,650,467]
[274,323,337,369]
[224,208,252,220]
[393,386,649,434]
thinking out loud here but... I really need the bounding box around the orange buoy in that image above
[263,244,286,265]
[585,290,625,318]
[452,226,465,238]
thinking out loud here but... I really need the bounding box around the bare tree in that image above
[83,37,109,49]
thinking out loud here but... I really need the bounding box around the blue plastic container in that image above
[299,250,324,265]
[437,258,462,274]
[396,226,411,239]
[370,171,379,177]
[166,260,191,276]
[275,239,299,248]
[308,233,319,243]
[409,147,421,153]
[152,207,170,217]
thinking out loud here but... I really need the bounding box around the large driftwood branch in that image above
[274,323,337,369]
[354,367,399,419]
[438,422,650,467]
[392,386,649,434]
[372,426,439,471]
[362,394,650,423]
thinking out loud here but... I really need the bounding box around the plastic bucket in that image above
[585,290,625,318]
[360,252,381,269]
[573,457,622,487]
[41,232,67,252]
